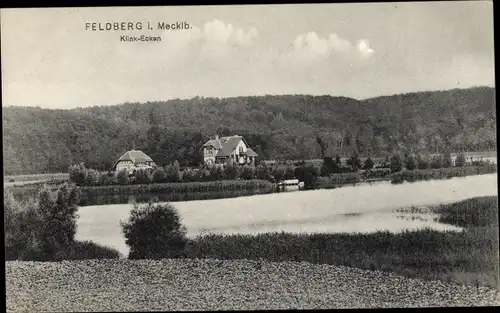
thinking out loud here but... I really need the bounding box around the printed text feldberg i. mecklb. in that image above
[85,21,192,42]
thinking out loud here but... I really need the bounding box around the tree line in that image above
[3,86,496,175]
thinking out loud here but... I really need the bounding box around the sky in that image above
[1,2,495,109]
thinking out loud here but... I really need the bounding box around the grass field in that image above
[4,173,68,184]
[6,259,499,312]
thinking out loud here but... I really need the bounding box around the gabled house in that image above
[113,150,157,174]
[202,135,258,166]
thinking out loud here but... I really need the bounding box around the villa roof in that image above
[203,135,259,158]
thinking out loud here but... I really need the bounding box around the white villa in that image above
[202,135,258,166]
[113,150,157,174]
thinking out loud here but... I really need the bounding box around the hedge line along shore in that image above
[6,259,500,312]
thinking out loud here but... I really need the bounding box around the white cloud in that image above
[286,32,375,64]
[202,19,258,46]
[356,39,375,58]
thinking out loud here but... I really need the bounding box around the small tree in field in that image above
[121,202,187,259]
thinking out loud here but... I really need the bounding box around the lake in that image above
[76,174,498,257]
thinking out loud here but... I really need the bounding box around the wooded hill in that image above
[2,86,496,175]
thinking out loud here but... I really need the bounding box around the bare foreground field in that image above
[6,259,500,311]
[76,174,498,256]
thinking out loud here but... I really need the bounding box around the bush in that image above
[405,153,417,171]
[69,163,87,186]
[121,202,187,259]
[241,165,255,180]
[417,154,430,170]
[361,168,392,180]
[5,183,84,261]
[208,165,224,181]
[455,153,466,167]
[85,168,99,186]
[443,151,452,168]
[116,169,130,185]
[363,156,375,170]
[430,154,444,169]
[271,165,286,182]
[255,163,271,180]
[166,161,181,183]
[152,167,167,184]
[133,169,151,185]
[64,240,121,260]
[223,163,240,180]
[347,152,362,171]
[390,153,403,173]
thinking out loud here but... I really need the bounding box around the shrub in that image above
[296,165,319,189]
[166,161,181,183]
[241,165,255,180]
[443,151,452,168]
[99,172,116,186]
[363,156,375,170]
[208,165,224,181]
[255,163,271,180]
[284,165,296,180]
[271,165,286,182]
[430,154,444,169]
[347,152,362,171]
[390,153,403,173]
[85,168,99,186]
[4,190,38,260]
[417,154,430,170]
[134,169,151,185]
[405,153,417,171]
[121,202,187,259]
[361,168,392,180]
[69,163,87,186]
[5,183,83,261]
[455,153,466,167]
[116,169,130,185]
[223,163,240,180]
[64,240,121,260]
[181,169,197,182]
[151,167,167,184]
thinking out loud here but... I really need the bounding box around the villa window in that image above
[239,147,243,153]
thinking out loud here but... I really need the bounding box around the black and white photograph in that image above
[2,2,499,311]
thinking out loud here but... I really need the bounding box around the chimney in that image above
[215,134,219,140]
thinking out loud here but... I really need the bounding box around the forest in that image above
[2,86,496,175]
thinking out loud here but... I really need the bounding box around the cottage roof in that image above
[113,150,155,169]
